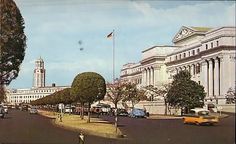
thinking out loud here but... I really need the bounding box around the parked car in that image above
[117,108,129,117]
[21,105,29,111]
[3,106,8,114]
[0,105,5,118]
[29,106,38,114]
[64,105,73,113]
[91,103,111,115]
[183,108,219,125]
[129,108,146,118]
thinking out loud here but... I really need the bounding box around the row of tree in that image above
[30,88,73,105]
[31,70,206,122]
[31,72,107,123]
[107,71,206,115]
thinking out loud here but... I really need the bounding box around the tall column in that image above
[142,69,145,87]
[153,68,155,86]
[146,68,149,86]
[154,67,160,86]
[208,60,213,97]
[220,55,231,96]
[149,68,151,86]
[150,67,153,86]
[153,67,157,86]
[201,61,208,96]
[214,58,220,97]
[145,69,147,86]
[191,64,194,77]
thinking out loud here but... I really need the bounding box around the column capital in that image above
[214,58,220,63]
[153,66,161,70]
[208,59,213,64]
[201,60,207,66]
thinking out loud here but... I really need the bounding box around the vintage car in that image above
[129,108,146,118]
[29,106,38,114]
[0,105,5,118]
[183,108,219,125]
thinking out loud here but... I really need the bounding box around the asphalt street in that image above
[0,109,235,144]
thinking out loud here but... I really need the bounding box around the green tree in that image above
[0,0,27,102]
[166,70,206,114]
[71,72,106,123]
[123,83,147,108]
[0,86,6,102]
[31,88,74,106]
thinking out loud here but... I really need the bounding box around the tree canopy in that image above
[71,72,106,104]
[106,82,125,109]
[71,72,106,122]
[31,88,75,106]
[123,82,147,108]
[166,70,206,113]
[0,0,27,86]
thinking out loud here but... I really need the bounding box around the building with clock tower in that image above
[33,57,45,88]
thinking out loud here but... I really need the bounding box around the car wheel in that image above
[183,118,187,124]
[195,122,200,126]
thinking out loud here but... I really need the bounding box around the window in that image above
[183,53,186,58]
[179,54,181,59]
[206,44,208,50]
[175,55,177,60]
[211,42,213,48]
[197,49,200,53]
[216,41,219,46]
[170,57,171,61]
[188,51,190,56]
[192,50,195,55]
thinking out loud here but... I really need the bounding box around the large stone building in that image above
[6,58,69,105]
[120,26,236,104]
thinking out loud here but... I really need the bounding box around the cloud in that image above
[9,0,235,89]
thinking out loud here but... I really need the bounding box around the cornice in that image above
[141,56,166,65]
[165,45,235,66]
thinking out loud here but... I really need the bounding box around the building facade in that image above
[6,58,69,105]
[120,26,236,104]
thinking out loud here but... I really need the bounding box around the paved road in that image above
[0,110,235,144]
[0,109,124,144]
[102,113,235,144]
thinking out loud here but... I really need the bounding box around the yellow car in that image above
[183,108,219,125]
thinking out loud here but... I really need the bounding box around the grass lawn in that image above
[38,110,123,138]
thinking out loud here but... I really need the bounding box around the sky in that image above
[9,0,235,89]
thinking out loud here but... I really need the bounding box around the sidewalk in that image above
[148,112,229,120]
[210,112,229,119]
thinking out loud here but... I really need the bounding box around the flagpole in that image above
[112,29,118,133]
[112,29,115,83]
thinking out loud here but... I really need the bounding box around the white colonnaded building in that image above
[120,26,235,105]
[6,58,69,105]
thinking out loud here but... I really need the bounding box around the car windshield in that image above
[198,111,209,116]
